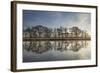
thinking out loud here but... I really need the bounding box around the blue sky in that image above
[23,10,91,33]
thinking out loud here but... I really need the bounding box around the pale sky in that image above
[23,10,91,34]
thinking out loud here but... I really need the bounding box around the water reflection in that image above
[23,41,89,54]
[23,40,91,62]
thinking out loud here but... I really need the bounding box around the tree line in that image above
[23,25,90,38]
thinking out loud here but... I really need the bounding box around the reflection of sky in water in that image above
[23,41,91,62]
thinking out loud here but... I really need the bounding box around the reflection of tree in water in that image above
[55,41,69,52]
[23,41,89,54]
[24,41,52,54]
[70,41,83,52]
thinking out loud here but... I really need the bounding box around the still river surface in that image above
[23,40,91,62]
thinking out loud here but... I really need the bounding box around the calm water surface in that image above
[23,41,91,62]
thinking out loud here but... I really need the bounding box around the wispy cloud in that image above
[23,10,91,33]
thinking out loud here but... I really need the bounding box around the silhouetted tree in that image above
[70,27,81,37]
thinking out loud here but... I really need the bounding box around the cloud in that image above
[23,10,91,34]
